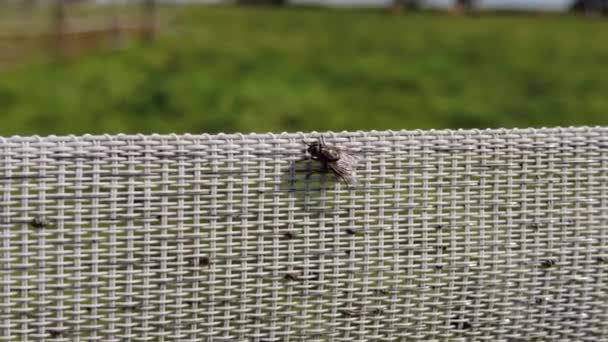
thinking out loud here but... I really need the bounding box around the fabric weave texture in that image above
[1,128,607,341]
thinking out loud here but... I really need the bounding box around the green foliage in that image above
[0,6,607,135]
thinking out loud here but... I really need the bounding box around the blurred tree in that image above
[571,0,608,16]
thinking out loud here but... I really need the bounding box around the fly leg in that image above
[320,161,330,174]
[304,161,329,180]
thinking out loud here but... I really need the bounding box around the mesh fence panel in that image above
[1,128,607,341]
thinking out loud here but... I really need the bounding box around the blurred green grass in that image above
[0,5,607,135]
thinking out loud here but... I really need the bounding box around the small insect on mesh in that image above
[0,128,607,341]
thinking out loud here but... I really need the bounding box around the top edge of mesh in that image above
[0,126,606,142]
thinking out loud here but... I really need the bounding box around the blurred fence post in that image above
[236,0,287,6]
[387,0,419,14]
[452,0,475,13]
[141,0,158,41]
[52,0,67,58]
[21,0,38,13]
[108,1,123,49]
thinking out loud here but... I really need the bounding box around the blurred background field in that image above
[0,1,607,135]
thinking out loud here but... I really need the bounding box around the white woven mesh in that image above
[1,128,607,341]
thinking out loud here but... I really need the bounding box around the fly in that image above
[304,137,358,186]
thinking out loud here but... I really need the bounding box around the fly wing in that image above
[328,151,358,186]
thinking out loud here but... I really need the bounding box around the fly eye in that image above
[307,143,320,154]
